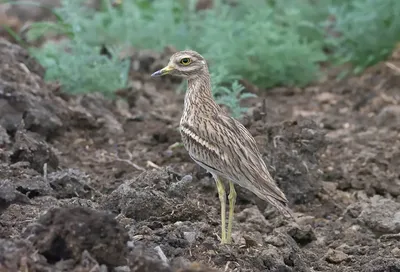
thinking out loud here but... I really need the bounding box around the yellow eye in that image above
[180,58,191,65]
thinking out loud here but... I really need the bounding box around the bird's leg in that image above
[227,181,236,244]
[215,177,227,244]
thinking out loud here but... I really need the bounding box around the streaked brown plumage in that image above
[151,50,294,244]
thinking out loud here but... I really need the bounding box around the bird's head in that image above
[151,50,208,79]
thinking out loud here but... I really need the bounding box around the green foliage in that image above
[20,0,130,96]
[326,0,400,74]
[195,1,326,88]
[66,0,326,88]
[29,40,130,97]
[25,21,73,42]
[211,66,256,118]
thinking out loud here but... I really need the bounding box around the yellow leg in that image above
[227,181,236,244]
[215,177,227,244]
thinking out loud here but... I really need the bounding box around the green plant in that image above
[326,0,400,74]
[9,0,130,96]
[195,1,327,88]
[33,0,328,87]
[214,80,256,119]
[29,39,130,97]
[210,66,256,118]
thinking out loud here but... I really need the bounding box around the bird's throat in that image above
[186,74,212,100]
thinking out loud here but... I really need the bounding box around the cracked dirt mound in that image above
[0,38,400,272]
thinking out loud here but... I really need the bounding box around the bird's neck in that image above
[183,71,220,121]
[186,72,212,100]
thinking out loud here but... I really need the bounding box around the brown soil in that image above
[0,34,400,272]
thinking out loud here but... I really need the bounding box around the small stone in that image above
[358,196,400,234]
[167,174,193,198]
[174,221,184,227]
[0,124,10,146]
[114,266,131,272]
[264,235,286,247]
[296,215,316,226]
[287,224,316,246]
[377,105,400,128]
[316,92,337,103]
[231,231,245,246]
[391,247,400,258]
[183,232,197,245]
[325,249,350,264]
[336,243,351,253]
[322,181,338,194]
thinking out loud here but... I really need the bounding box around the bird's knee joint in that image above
[216,186,226,200]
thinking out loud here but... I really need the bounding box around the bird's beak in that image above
[151,65,175,77]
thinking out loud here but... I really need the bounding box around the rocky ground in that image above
[1,10,400,272]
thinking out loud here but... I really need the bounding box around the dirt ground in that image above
[1,17,400,272]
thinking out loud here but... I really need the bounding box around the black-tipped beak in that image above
[151,65,174,77]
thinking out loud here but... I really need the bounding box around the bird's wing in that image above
[180,113,289,205]
[216,114,263,161]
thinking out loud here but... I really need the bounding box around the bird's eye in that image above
[180,58,191,65]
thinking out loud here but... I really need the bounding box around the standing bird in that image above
[151,50,294,244]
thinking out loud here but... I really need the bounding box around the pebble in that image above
[287,224,316,246]
[264,235,286,247]
[377,105,400,127]
[359,196,400,234]
[315,92,337,104]
[391,247,400,258]
[183,232,197,244]
[0,125,10,146]
[325,249,350,264]
[114,266,130,272]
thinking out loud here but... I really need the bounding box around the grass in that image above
[2,0,400,117]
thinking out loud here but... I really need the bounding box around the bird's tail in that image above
[252,172,297,222]
[263,194,296,221]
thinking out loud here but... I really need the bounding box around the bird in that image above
[151,50,294,244]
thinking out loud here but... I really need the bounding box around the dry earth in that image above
[0,29,400,272]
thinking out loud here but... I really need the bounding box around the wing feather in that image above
[181,113,289,206]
